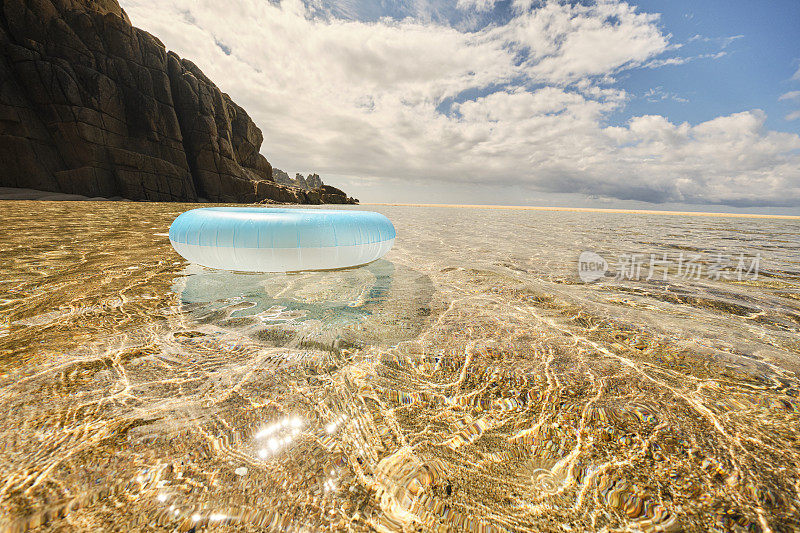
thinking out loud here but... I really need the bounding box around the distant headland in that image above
[366,203,800,220]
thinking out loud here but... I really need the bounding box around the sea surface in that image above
[0,201,799,532]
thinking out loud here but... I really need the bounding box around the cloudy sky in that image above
[120,0,800,213]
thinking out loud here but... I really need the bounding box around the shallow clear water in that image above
[0,201,799,531]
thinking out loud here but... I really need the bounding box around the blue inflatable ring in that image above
[169,207,395,272]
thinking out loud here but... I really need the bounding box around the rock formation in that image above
[0,0,357,204]
[272,168,293,188]
[274,170,327,192]
[305,173,323,190]
[271,169,355,204]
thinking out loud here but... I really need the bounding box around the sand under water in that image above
[0,201,798,531]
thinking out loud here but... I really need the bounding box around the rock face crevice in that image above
[0,0,357,204]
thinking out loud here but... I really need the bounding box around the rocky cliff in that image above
[0,0,357,204]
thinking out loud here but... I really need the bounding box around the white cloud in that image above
[596,111,800,205]
[644,87,688,103]
[782,76,800,124]
[456,0,498,12]
[119,0,800,207]
[644,51,726,69]
[503,1,669,83]
[720,34,743,48]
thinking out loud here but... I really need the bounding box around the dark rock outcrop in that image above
[0,0,356,204]
[258,183,357,205]
[315,184,355,204]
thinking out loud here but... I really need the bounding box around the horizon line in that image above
[362,203,800,220]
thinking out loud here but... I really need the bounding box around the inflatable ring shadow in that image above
[172,259,406,329]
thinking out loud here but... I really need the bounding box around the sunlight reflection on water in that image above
[0,201,798,531]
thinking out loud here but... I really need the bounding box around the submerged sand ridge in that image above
[0,201,798,531]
